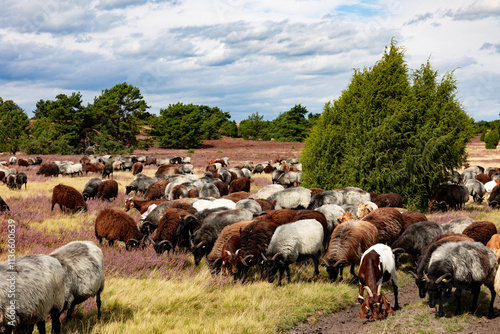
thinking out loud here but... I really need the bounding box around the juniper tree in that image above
[301,40,474,210]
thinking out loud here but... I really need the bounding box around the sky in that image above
[0,0,499,122]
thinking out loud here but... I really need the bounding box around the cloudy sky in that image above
[1,0,499,122]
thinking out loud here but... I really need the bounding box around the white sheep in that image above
[252,184,285,200]
[266,187,312,210]
[50,241,105,321]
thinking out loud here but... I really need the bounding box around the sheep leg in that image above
[109,240,114,247]
[338,266,344,282]
[286,265,291,284]
[97,289,103,319]
[65,301,76,323]
[469,287,480,314]
[50,308,62,334]
[488,286,496,318]
[312,253,320,277]
[392,280,399,310]
[349,264,358,279]
[454,289,463,315]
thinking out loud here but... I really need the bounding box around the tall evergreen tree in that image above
[301,40,474,210]
[270,104,311,142]
[0,98,29,153]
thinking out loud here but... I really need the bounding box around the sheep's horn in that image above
[363,286,374,298]
[128,238,139,244]
[241,254,253,266]
[409,271,418,279]
[392,248,405,254]
[261,252,267,261]
[321,258,329,267]
[235,249,240,256]
[377,285,382,296]
[196,240,208,249]
[435,273,452,284]
[158,240,173,248]
[423,271,430,282]
[225,250,232,257]
[271,252,282,261]
[149,238,157,246]
[333,259,349,268]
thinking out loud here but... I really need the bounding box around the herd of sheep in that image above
[2,154,500,331]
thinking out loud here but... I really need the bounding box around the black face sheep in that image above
[322,220,379,281]
[102,163,114,179]
[0,254,65,334]
[361,207,404,245]
[358,244,399,321]
[263,219,323,285]
[150,208,195,254]
[428,183,469,211]
[461,221,497,245]
[425,241,496,318]
[391,221,443,264]
[51,184,87,213]
[190,209,254,265]
[49,241,105,321]
[5,174,16,190]
[267,187,312,210]
[14,172,27,190]
[96,179,119,201]
[95,208,146,250]
[82,178,103,200]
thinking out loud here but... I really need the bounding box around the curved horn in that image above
[321,258,329,266]
[333,259,349,268]
[409,271,418,279]
[261,252,268,261]
[423,271,430,282]
[128,238,139,244]
[271,252,282,261]
[158,240,173,248]
[363,286,374,298]
[241,254,254,266]
[434,273,452,285]
[149,237,157,246]
[225,250,232,257]
[235,249,240,256]
[196,240,208,249]
[392,248,405,254]
[377,284,382,296]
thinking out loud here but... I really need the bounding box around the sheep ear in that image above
[382,294,394,314]
[360,299,369,319]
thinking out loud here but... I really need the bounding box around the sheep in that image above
[13,172,27,190]
[401,210,428,230]
[0,255,65,334]
[486,234,500,259]
[17,158,29,167]
[36,163,59,177]
[341,187,372,205]
[95,208,146,250]
[253,198,274,212]
[0,195,10,211]
[49,241,105,321]
[63,163,83,177]
[391,221,443,263]
[200,183,221,198]
[271,169,285,184]
[267,187,312,210]
[358,244,399,321]
[425,241,496,318]
[228,177,251,193]
[307,190,344,209]
[112,160,123,171]
[361,207,405,245]
[440,217,474,234]
[322,220,379,281]
[461,221,497,245]
[488,184,500,208]
[8,156,16,165]
[276,171,301,188]
[126,174,158,195]
[477,173,491,184]
[156,164,179,176]
[51,184,87,213]
[371,193,403,208]
[5,174,16,190]
[234,199,262,214]
[192,198,236,212]
[150,208,196,253]
[138,201,174,234]
[102,163,114,179]
[96,179,119,201]
[84,162,103,175]
[464,179,485,204]
[144,180,170,201]
[82,178,103,200]
[190,209,254,265]
[428,183,469,211]
[178,164,194,174]
[485,179,500,193]
[132,162,143,175]
[314,204,345,235]
[252,184,285,200]
[356,201,378,219]
[264,219,324,285]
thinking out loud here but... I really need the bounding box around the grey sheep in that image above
[252,184,284,200]
[200,183,221,198]
[0,255,65,334]
[267,187,312,210]
[82,178,103,200]
[465,179,485,203]
[441,217,474,234]
[49,241,105,321]
[314,204,345,235]
[391,221,443,263]
[234,199,262,214]
[125,174,157,195]
[307,190,344,210]
[264,219,324,285]
[276,171,301,188]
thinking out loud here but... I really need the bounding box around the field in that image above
[1,136,500,334]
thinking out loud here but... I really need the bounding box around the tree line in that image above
[0,85,318,155]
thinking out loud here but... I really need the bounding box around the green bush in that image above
[485,129,500,149]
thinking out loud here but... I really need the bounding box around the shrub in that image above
[485,129,500,149]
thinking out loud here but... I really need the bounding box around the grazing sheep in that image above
[322,220,379,281]
[17,158,29,167]
[156,164,179,176]
[267,187,312,210]
[144,180,170,201]
[51,184,87,213]
[126,174,158,195]
[401,210,428,230]
[82,178,103,201]
[228,177,251,193]
[213,180,229,196]
[276,171,301,188]
[150,208,196,253]
[102,163,114,179]
[178,164,194,174]
[95,208,146,250]
[488,184,500,208]
[8,156,16,165]
[49,241,105,320]
[391,221,443,263]
[372,193,403,208]
[428,183,469,211]
[264,219,324,285]
[425,241,496,318]
[461,221,497,245]
[84,162,103,175]
[0,255,65,334]
[170,184,189,200]
[192,198,236,212]
[36,163,59,177]
[253,198,274,212]
[112,161,123,171]
[132,162,143,175]
[307,190,344,210]
[13,172,27,190]
[362,207,404,245]
[96,179,119,201]
[63,163,83,177]
[5,174,16,190]
[441,217,474,234]
[477,173,491,184]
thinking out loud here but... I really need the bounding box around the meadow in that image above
[0,136,499,334]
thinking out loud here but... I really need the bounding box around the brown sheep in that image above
[18,158,29,167]
[188,188,200,198]
[223,191,250,202]
[477,173,491,184]
[0,170,5,183]
[150,208,195,253]
[264,164,274,174]
[95,208,145,250]
[37,163,59,177]
[171,184,189,200]
[253,198,274,212]
[228,177,251,194]
[372,193,403,208]
[132,162,143,175]
[401,210,428,230]
[309,188,324,197]
[322,220,379,281]
[96,180,119,201]
[206,164,217,173]
[337,212,355,225]
[84,162,103,174]
[144,180,170,200]
[144,157,157,166]
[170,200,197,214]
[357,204,375,219]
[80,157,90,165]
[486,234,500,260]
[156,164,179,176]
[124,197,169,214]
[213,181,229,197]
[462,221,497,246]
[51,184,87,213]
[361,207,404,245]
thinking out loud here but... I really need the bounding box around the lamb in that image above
[425,241,496,318]
[361,207,405,245]
[322,220,379,281]
[49,241,105,321]
[228,177,251,193]
[95,208,146,250]
[267,187,312,210]
[391,221,443,263]
[96,179,119,201]
[0,255,65,334]
[461,221,497,245]
[264,219,324,285]
[51,184,87,213]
